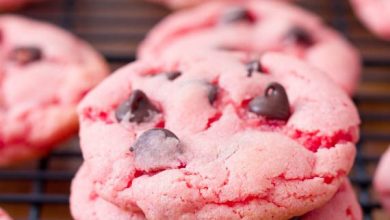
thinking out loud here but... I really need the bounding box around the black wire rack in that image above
[0,0,389,219]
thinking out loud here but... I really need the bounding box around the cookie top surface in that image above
[0,15,109,165]
[78,52,360,219]
[139,0,361,94]
[350,0,390,40]
[374,147,390,213]
[72,164,361,220]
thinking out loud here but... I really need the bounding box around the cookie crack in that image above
[81,106,114,123]
[285,126,357,152]
[204,84,356,152]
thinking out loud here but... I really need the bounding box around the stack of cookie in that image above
[70,1,364,219]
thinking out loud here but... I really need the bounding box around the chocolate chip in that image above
[284,27,314,46]
[289,217,301,220]
[246,60,262,77]
[9,46,42,65]
[217,45,242,52]
[166,71,181,81]
[131,128,183,172]
[248,82,290,120]
[115,90,159,123]
[219,6,254,24]
[208,84,219,105]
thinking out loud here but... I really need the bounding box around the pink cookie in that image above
[350,0,390,40]
[374,147,390,214]
[71,163,146,220]
[147,0,292,9]
[72,164,362,220]
[0,209,11,220]
[0,15,109,166]
[0,0,43,11]
[139,0,361,94]
[77,52,360,219]
[302,179,362,220]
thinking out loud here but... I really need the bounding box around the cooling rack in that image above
[0,0,389,219]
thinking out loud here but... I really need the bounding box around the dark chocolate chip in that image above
[246,60,262,77]
[208,84,219,105]
[166,71,181,81]
[248,82,290,120]
[217,45,242,52]
[219,6,254,24]
[130,128,183,171]
[115,90,159,123]
[9,46,42,65]
[285,27,314,46]
[289,217,301,220]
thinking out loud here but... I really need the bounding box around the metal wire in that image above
[0,0,389,219]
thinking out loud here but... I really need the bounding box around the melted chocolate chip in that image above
[9,46,42,65]
[248,82,290,120]
[115,90,159,123]
[166,71,181,81]
[219,6,254,24]
[130,128,183,172]
[246,60,262,77]
[285,27,314,46]
[208,84,219,105]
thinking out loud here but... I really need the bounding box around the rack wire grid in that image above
[0,0,389,219]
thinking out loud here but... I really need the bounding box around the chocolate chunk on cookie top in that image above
[9,46,42,65]
[249,82,290,120]
[219,6,254,24]
[131,128,184,172]
[246,60,262,77]
[115,90,159,124]
[207,84,218,105]
[166,71,181,81]
[284,26,314,46]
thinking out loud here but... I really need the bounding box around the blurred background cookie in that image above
[139,0,361,94]
[375,147,390,215]
[349,0,390,40]
[0,15,109,166]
